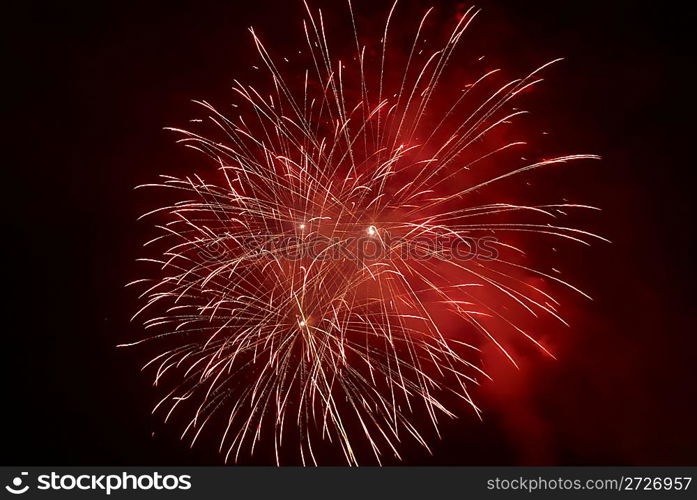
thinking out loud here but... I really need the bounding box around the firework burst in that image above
[123,1,605,465]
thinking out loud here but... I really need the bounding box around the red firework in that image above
[123,1,604,465]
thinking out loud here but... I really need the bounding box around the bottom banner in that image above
[1,467,695,499]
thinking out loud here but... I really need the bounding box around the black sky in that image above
[4,0,696,465]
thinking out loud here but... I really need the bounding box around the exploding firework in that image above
[123,1,605,465]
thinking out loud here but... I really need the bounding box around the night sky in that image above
[5,0,696,465]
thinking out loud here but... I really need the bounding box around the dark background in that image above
[4,0,696,465]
